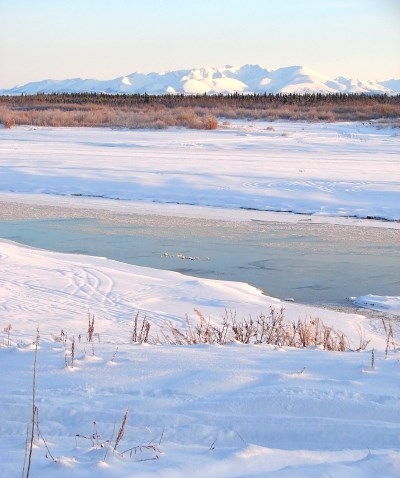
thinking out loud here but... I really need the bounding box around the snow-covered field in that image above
[0,239,399,477]
[1,121,399,220]
[0,121,399,476]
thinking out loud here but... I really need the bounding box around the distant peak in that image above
[1,64,398,95]
[121,76,131,86]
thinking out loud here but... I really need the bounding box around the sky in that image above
[0,0,399,88]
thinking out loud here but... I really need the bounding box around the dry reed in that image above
[114,409,129,452]
[160,307,370,352]
[1,93,398,129]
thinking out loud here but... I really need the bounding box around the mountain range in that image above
[1,65,399,95]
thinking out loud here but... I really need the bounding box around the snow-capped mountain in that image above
[1,65,398,95]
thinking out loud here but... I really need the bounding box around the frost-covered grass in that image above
[0,104,219,130]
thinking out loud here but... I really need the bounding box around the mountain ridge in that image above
[1,64,399,95]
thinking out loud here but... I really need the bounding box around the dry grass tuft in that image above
[1,93,399,129]
[3,323,12,346]
[87,312,95,342]
[132,312,151,343]
[0,103,219,130]
[4,116,15,128]
[160,307,369,352]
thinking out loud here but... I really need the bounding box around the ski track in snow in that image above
[0,285,399,478]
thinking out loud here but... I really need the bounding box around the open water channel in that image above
[1,202,399,308]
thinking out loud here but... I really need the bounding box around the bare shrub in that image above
[1,92,398,129]
[202,115,218,130]
[4,116,15,128]
[161,315,199,345]
[161,307,367,352]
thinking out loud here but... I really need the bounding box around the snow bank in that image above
[0,241,399,477]
[0,239,387,348]
[0,121,399,221]
[353,294,400,314]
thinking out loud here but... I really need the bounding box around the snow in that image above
[353,295,400,314]
[1,121,399,221]
[1,121,399,476]
[0,239,399,477]
[1,64,397,95]
[183,79,212,94]
[0,239,387,346]
[380,79,400,94]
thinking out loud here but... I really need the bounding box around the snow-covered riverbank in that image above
[1,121,399,221]
[0,121,399,476]
[0,239,399,477]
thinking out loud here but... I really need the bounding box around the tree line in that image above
[1,92,399,109]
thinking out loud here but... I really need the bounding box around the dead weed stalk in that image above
[161,307,369,352]
[132,312,151,343]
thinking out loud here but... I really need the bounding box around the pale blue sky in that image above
[0,0,399,88]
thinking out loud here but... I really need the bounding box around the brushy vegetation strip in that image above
[1,93,399,129]
[32,307,376,353]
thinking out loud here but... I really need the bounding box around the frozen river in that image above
[1,207,398,307]
[0,120,399,307]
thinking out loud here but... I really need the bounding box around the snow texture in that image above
[0,239,399,477]
[1,121,399,221]
[353,295,400,314]
[0,121,399,476]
